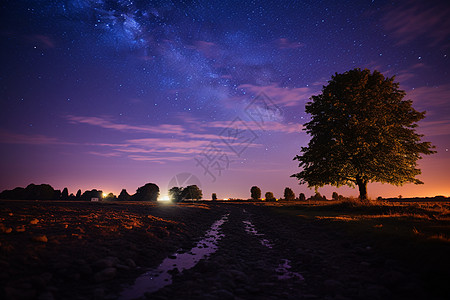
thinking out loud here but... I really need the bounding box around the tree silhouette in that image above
[104,193,116,201]
[332,191,339,201]
[169,187,183,202]
[292,68,435,200]
[310,192,323,201]
[212,193,217,201]
[118,189,131,201]
[299,193,306,201]
[250,186,261,200]
[62,187,69,200]
[76,189,81,199]
[265,191,275,201]
[133,183,159,201]
[81,189,102,201]
[284,187,295,201]
[181,185,202,201]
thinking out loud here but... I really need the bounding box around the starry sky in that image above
[1,0,449,200]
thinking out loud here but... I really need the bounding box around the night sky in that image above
[1,0,449,200]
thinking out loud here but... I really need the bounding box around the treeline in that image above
[248,186,344,201]
[0,183,160,202]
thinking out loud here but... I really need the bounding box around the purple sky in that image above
[1,0,449,199]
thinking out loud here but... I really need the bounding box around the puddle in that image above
[120,214,229,299]
[242,220,273,248]
[276,259,304,281]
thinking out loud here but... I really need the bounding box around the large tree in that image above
[292,68,435,200]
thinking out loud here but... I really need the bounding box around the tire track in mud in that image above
[121,204,429,300]
[146,206,306,300]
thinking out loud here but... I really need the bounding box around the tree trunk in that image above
[356,176,368,200]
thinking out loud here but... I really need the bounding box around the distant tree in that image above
[62,187,69,200]
[332,191,339,201]
[25,184,56,200]
[169,187,183,202]
[292,68,435,200]
[265,192,275,201]
[76,189,81,199]
[54,189,61,200]
[182,185,202,201]
[81,189,103,201]
[104,193,116,201]
[118,189,131,201]
[68,193,75,200]
[250,186,261,200]
[299,193,306,201]
[132,183,160,201]
[212,193,217,201]
[284,187,295,201]
[0,187,25,199]
[310,192,323,201]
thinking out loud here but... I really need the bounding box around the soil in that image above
[0,201,448,299]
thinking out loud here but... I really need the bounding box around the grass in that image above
[270,199,450,298]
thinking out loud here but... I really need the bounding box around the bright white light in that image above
[102,193,107,197]
[223,198,229,201]
[159,195,170,201]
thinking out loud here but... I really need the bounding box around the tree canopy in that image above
[118,189,131,201]
[132,183,159,201]
[292,68,435,200]
[250,186,261,200]
[265,191,275,201]
[181,185,202,201]
[169,187,183,202]
[284,187,295,201]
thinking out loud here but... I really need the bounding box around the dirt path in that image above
[124,204,430,300]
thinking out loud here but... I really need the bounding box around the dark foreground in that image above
[1,200,449,299]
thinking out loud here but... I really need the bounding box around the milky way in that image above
[1,0,449,198]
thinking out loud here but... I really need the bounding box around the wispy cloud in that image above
[206,120,304,134]
[0,130,67,145]
[127,155,188,163]
[66,115,186,135]
[418,120,450,137]
[87,151,121,157]
[274,38,304,49]
[381,0,450,47]
[239,83,313,107]
[407,84,450,108]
